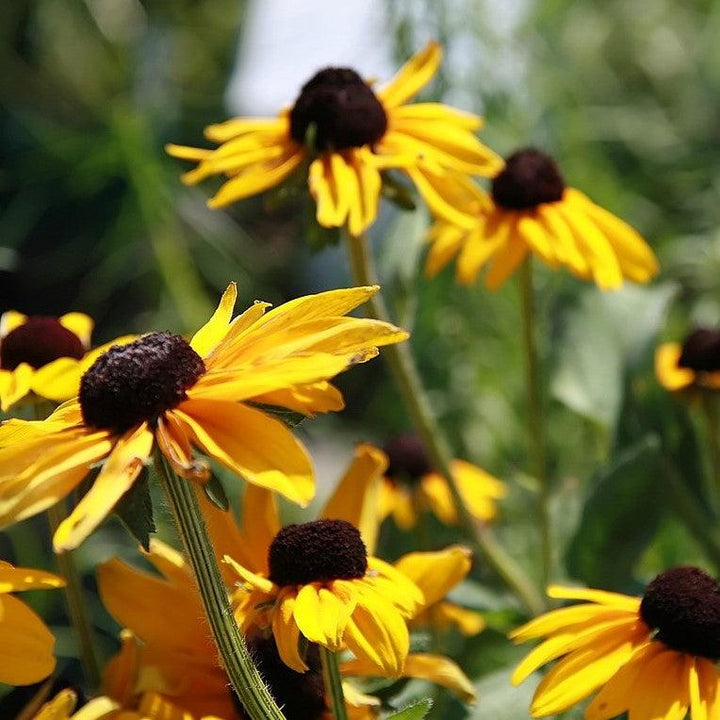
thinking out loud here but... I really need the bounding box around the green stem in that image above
[320,647,348,720]
[518,258,552,590]
[701,394,720,515]
[155,452,286,720]
[47,501,101,690]
[346,231,544,616]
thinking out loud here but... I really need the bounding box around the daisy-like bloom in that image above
[0,561,64,686]
[425,147,659,290]
[656,328,720,392]
[0,311,132,413]
[166,42,502,236]
[378,433,506,530]
[510,566,720,719]
[0,284,407,552]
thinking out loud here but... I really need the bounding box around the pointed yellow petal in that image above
[176,400,314,506]
[272,588,308,672]
[190,283,238,357]
[547,585,641,611]
[378,41,442,108]
[485,225,528,290]
[54,423,153,552]
[321,444,387,555]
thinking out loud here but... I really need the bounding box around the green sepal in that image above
[203,473,230,512]
[384,699,433,720]
[114,465,156,551]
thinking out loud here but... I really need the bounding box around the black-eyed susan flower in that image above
[426,147,659,290]
[166,42,502,236]
[378,433,506,530]
[0,311,132,413]
[0,561,64,686]
[0,284,407,552]
[656,328,720,392]
[510,567,720,719]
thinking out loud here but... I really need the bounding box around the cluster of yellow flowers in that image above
[0,39,717,720]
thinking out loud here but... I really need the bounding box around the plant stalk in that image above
[518,257,552,590]
[155,452,286,720]
[346,231,544,615]
[320,647,348,720]
[47,501,101,690]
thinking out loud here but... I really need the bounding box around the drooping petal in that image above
[419,473,457,524]
[0,565,64,593]
[175,399,314,506]
[294,583,357,650]
[156,413,209,482]
[54,423,154,552]
[272,588,308,673]
[252,381,345,417]
[485,225,529,290]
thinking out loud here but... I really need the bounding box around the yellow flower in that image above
[426,147,659,290]
[98,543,239,719]
[166,42,501,236]
[656,328,720,392]
[0,311,133,413]
[0,284,407,552]
[510,567,720,719]
[211,445,428,676]
[377,434,506,530]
[0,561,64,686]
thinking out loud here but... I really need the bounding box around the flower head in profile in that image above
[167,42,502,236]
[656,327,720,393]
[0,311,133,413]
[0,284,407,552]
[510,566,720,719]
[426,147,659,290]
[0,562,64,686]
[378,433,506,530]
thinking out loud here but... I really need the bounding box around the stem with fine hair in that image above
[154,451,286,720]
[345,231,545,616]
[320,647,348,720]
[47,501,101,690]
[701,394,720,514]
[518,257,552,590]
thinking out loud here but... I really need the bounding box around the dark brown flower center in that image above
[238,634,326,720]
[639,566,720,658]
[289,67,388,152]
[79,332,205,433]
[491,148,565,210]
[383,433,432,486]
[268,519,367,586]
[0,317,85,370]
[678,328,720,373]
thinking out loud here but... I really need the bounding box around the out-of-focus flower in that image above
[0,284,407,552]
[0,561,64,686]
[378,434,506,530]
[0,311,133,413]
[510,566,720,718]
[656,328,720,392]
[426,147,659,290]
[167,42,501,236]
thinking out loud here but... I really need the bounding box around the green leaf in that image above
[114,466,156,551]
[566,435,666,589]
[385,698,433,720]
[551,282,678,431]
[467,668,541,719]
[203,473,230,512]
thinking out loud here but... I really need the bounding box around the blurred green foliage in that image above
[2,0,720,718]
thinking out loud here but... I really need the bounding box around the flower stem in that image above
[47,501,101,691]
[155,452,286,720]
[320,647,348,720]
[701,394,720,514]
[518,257,552,590]
[346,231,544,615]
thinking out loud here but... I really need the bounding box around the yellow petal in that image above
[0,565,64,593]
[222,555,275,595]
[378,41,443,108]
[453,459,506,521]
[0,594,56,685]
[294,583,356,650]
[485,225,529,290]
[190,283,237,357]
[252,381,345,417]
[240,484,281,575]
[547,585,641,611]
[54,423,154,552]
[405,167,477,230]
[0,363,34,411]
[425,222,466,278]
[103,630,141,707]
[175,399,315,506]
[321,444,388,555]
[32,689,78,720]
[655,342,695,391]
[58,312,94,348]
[395,545,471,609]
[390,102,483,130]
[426,601,486,636]
[419,473,457,524]
[400,653,477,703]
[156,413,209,482]
[456,223,508,285]
[30,358,83,402]
[272,588,308,672]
